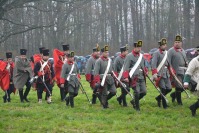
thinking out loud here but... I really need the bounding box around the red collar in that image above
[67,61,74,65]
[132,50,140,56]
[159,48,165,54]
[100,56,108,61]
[119,54,126,59]
[174,46,182,52]
[92,54,97,59]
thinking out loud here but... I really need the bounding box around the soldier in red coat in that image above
[2,52,15,102]
[53,44,70,101]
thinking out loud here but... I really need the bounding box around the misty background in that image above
[0,0,198,57]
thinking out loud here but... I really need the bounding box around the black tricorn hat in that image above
[20,49,27,55]
[6,52,12,58]
[39,47,45,54]
[62,44,70,51]
[42,49,49,56]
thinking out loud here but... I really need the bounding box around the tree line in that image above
[0,0,198,57]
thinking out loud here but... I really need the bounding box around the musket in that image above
[39,77,52,96]
[145,74,169,103]
[77,79,92,104]
[112,71,134,100]
[167,61,190,98]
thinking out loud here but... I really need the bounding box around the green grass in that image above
[0,76,199,133]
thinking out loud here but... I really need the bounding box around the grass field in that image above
[0,76,199,133]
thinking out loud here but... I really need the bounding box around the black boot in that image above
[176,91,183,105]
[60,88,65,101]
[69,96,74,108]
[92,94,97,104]
[189,100,199,116]
[19,90,24,103]
[161,89,168,109]
[130,99,136,109]
[170,92,176,103]
[155,95,161,107]
[101,94,108,109]
[134,94,140,111]
[122,94,127,107]
[65,96,70,106]
[107,93,116,100]
[23,88,30,102]
[117,96,122,105]
[96,92,102,104]
[3,95,6,103]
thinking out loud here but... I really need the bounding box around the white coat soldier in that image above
[151,38,172,109]
[2,52,15,103]
[60,51,81,108]
[114,45,129,107]
[34,49,55,104]
[123,41,148,111]
[168,35,188,105]
[13,49,33,102]
[93,45,117,109]
[85,44,100,104]
[183,46,199,116]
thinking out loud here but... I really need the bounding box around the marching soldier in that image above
[53,44,70,101]
[33,47,45,63]
[13,49,33,102]
[168,35,187,105]
[151,39,172,109]
[94,45,116,109]
[184,46,199,116]
[2,52,15,102]
[114,45,129,107]
[123,41,147,111]
[60,51,81,108]
[85,44,100,104]
[34,49,54,104]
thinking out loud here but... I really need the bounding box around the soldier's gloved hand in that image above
[60,84,64,88]
[183,82,189,89]
[152,74,158,81]
[124,78,129,83]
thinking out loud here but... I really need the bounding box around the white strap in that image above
[101,58,111,86]
[157,51,168,72]
[67,63,75,81]
[118,65,124,80]
[39,60,49,72]
[129,53,143,78]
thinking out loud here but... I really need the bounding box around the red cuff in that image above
[38,72,43,76]
[123,71,129,79]
[113,72,118,77]
[85,74,91,81]
[144,67,148,73]
[94,75,100,83]
[169,66,176,74]
[152,69,157,75]
[60,78,65,84]
[77,74,81,79]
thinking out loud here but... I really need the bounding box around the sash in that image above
[67,63,75,81]
[157,51,167,72]
[118,65,124,80]
[101,58,111,86]
[129,53,143,78]
[39,60,49,81]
